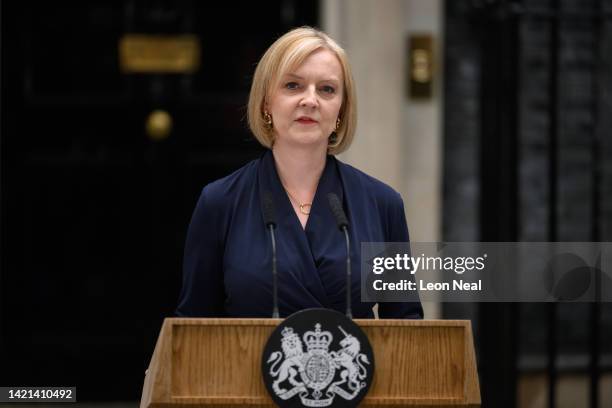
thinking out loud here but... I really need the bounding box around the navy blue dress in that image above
[176,150,422,319]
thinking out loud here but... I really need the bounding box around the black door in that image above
[0,0,319,401]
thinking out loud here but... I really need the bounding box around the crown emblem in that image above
[303,323,333,352]
[281,326,297,338]
[280,327,303,359]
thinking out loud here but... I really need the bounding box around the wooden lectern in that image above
[141,318,480,407]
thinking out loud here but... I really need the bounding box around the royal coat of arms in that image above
[265,322,370,407]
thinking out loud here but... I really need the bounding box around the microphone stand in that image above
[262,191,280,318]
[327,193,352,319]
[268,224,279,318]
[342,225,352,319]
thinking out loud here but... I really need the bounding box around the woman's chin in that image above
[277,134,328,149]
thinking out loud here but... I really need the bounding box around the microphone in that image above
[262,191,280,318]
[327,193,352,319]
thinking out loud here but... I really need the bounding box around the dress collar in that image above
[257,149,344,229]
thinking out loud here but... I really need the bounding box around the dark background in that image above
[0,0,318,401]
[1,0,611,407]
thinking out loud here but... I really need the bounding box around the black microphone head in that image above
[327,193,349,230]
[262,191,277,228]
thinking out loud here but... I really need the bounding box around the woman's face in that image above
[266,48,344,150]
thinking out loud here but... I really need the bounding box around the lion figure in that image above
[267,327,305,394]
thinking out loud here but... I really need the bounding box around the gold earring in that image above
[264,111,273,129]
[328,132,338,145]
[335,117,341,131]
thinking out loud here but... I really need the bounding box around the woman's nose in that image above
[299,86,319,108]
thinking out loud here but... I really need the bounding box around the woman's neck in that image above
[272,143,327,195]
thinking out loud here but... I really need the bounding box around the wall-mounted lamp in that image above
[408,34,434,100]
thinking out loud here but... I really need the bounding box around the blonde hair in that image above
[247,26,356,155]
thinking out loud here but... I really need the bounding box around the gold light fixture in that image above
[146,110,173,141]
[408,34,434,99]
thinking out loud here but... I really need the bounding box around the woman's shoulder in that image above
[335,158,403,205]
[197,157,260,208]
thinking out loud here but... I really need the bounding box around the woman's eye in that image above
[321,85,336,94]
[285,82,299,90]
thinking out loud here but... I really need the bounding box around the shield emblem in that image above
[261,308,375,408]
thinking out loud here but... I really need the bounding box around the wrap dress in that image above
[176,150,422,319]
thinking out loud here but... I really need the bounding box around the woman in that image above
[176,27,422,319]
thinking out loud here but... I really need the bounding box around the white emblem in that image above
[266,323,370,407]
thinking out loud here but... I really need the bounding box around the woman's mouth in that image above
[296,117,318,125]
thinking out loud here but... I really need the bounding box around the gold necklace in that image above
[284,189,312,215]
